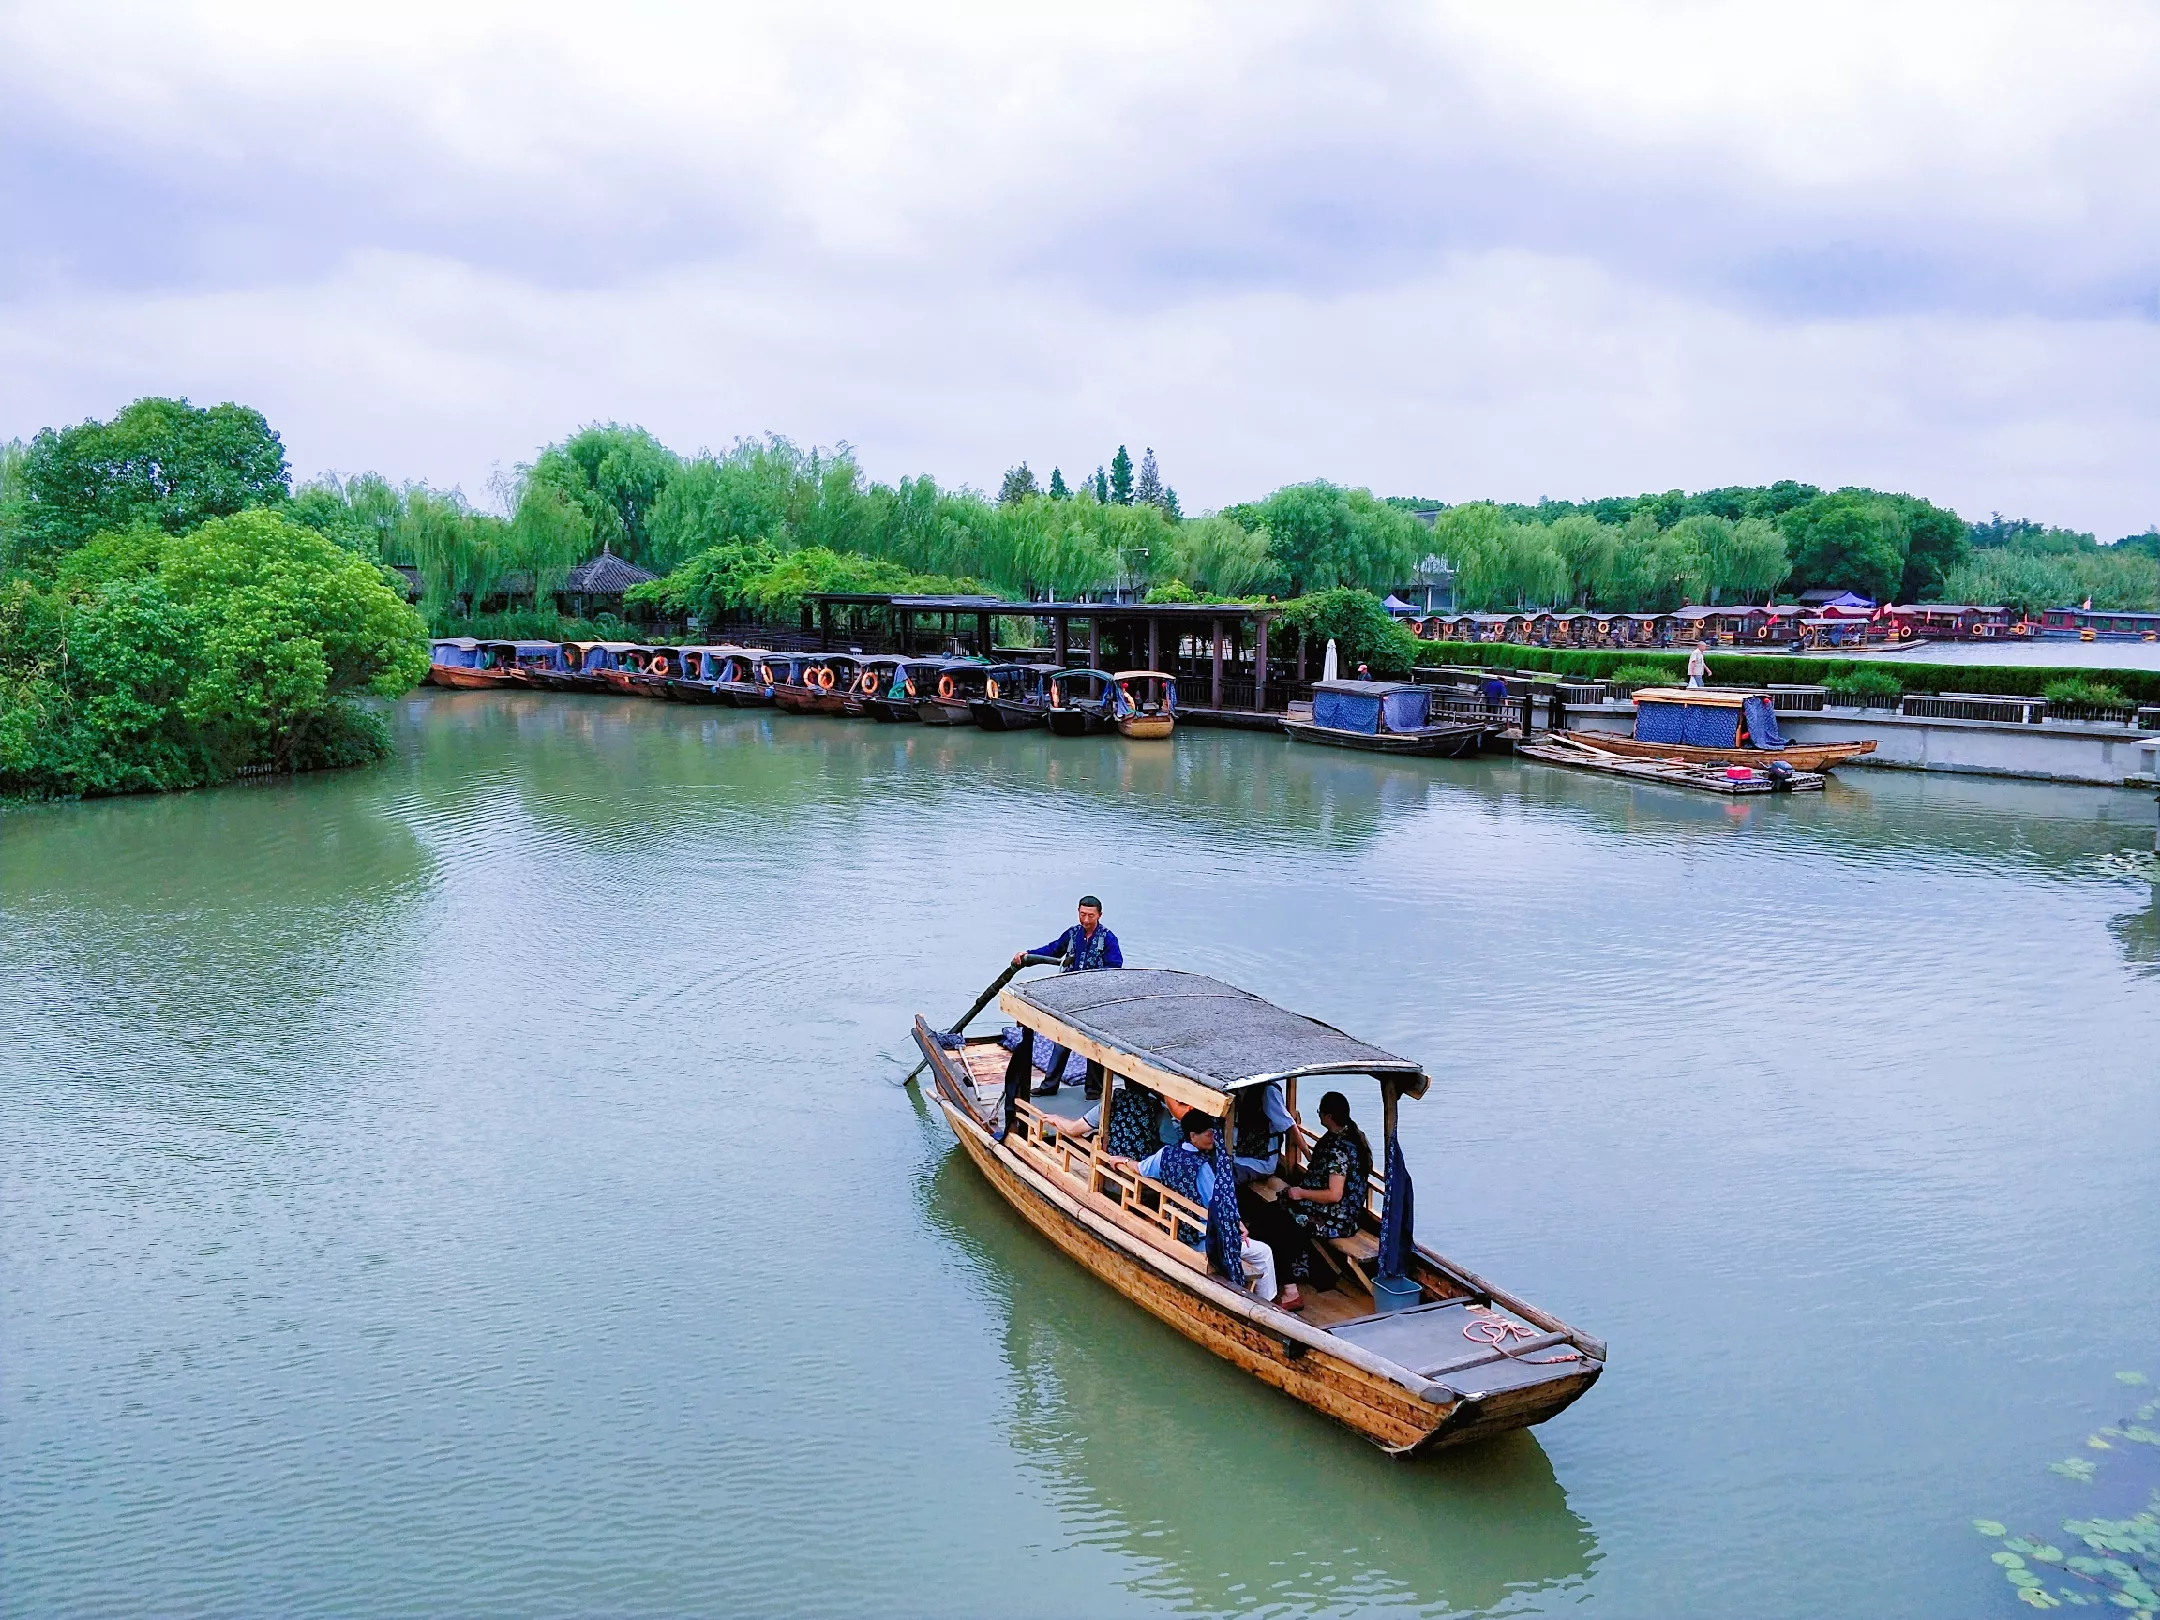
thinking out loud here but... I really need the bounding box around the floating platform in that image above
[1517,735,1824,794]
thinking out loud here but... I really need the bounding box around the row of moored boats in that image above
[425,638,1179,738]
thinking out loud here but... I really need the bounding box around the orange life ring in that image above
[648,655,669,675]
[861,672,879,695]
[816,666,834,689]
[938,674,956,700]
[1755,626,1769,640]
[1897,625,1914,640]
[985,678,1000,699]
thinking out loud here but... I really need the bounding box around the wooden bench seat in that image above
[1325,1230,1381,1292]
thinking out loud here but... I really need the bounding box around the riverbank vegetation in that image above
[6,392,2157,799]
[1,400,427,800]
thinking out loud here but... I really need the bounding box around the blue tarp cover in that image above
[1313,687,1383,732]
[1741,696,1787,748]
[1635,700,1741,748]
[1382,687,1431,731]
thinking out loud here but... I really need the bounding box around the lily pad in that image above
[1977,1520,2009,1537]
[2054,1458,2100,1482]
[2117,1372,2149,1386]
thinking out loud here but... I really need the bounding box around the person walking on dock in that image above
[1014,895,1122,1098]
[1687,643,1708,688]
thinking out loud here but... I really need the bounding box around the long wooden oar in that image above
[901,953,1058,1087]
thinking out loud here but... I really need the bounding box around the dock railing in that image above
[1898,693,2045,724]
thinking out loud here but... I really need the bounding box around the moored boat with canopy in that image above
[1560,687,1876,772]
[1283,679,1500,756]
[913,967,1604,1452]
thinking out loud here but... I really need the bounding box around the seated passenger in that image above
[1251,1091,1371,1313]
[1230,1081,1295,1185]
[1137,1113,1278,1304]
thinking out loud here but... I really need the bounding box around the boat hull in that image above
[426,666,526,690]
[1117,715,1176,739]
[862,697,921,723]
[1047,709,1114,737]
[716,682,773,707]
[774,684,851,716]
[915,699,977,726]
[1281,718,1494,757]
[971,699,1046,731]
[1555,729,1874,772]
[919,1031,1601,1453]
[663,679,735,705]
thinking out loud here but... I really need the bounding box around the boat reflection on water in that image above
[918,1148,1597,1616]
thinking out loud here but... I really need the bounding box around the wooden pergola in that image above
[805,593,1018,656]
[1019,601,1281,712]
[802,594,1292,712]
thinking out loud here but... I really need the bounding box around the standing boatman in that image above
[1013,894,1122,1098]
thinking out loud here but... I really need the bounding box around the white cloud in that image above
[2,1,2156,534]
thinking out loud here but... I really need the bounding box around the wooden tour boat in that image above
[913,968,1604,1453]
[915,661,990,726]
[1559,687,1875,772]
[1518,733,1825,794]
[1282,680,1499,757]
[621,646,684,699]
[425,638,499,688]
[662,645,746,705]
[708,648,773,706]
[539,641,636,694]
[849,656,911,718]
[970,663,1061,730]
[861,658,942,722]
[1111,670,1177,739]
[425,638,564,689]
[773,654,862,716]
[1046,668,1117,736]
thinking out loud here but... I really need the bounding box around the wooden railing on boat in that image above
[1005,1098,1213,1274]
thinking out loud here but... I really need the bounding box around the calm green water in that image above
[5,692,2158,1618]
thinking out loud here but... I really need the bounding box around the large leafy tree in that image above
[1,510,426,797]
[1779,492,1908,601]
[6,397,289,573]
[1884,494,1969,600]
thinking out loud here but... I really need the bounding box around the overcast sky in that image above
[4,1,2157,535]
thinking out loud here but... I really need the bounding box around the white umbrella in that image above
[1322,638,1339,682]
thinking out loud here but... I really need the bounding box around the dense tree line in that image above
[0,399,426,798]
[6,393,2155,799]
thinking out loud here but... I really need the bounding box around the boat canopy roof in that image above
[568,639,640,652]
[1001,968,1428,1116]
[1052,666,1112,686]
[484,639,567,653]
[1630,686,1766,708]
[1112,669,1173,682]
[1313,678,1425,697]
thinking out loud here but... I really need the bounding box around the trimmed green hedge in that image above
[1410,639,2160,703]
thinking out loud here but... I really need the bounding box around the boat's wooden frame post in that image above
[1089,1068,1115,1192]
[1211,617,1225,709]
[1380,1077,1399,1229]
[1254,614,1269,712]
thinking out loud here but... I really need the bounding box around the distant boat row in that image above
[426,638,1879,795]
[424,638,1179,739]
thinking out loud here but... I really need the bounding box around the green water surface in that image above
[4,691,2157,1617]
